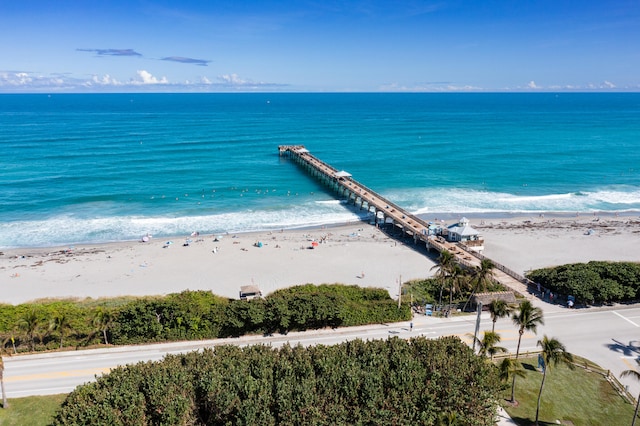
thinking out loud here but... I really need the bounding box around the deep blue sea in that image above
[2,93,639,248]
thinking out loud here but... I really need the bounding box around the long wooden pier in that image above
[279,145,536,300]
[279,145,435,244]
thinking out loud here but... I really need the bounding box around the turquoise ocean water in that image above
[1,93,639,248]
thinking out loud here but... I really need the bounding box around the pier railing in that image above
[459,243,536,289]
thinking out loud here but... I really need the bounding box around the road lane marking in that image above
[5,367,112,383]
[613,311,640,327]
[457,332,535,344]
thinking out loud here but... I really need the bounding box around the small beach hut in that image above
[239,285,262,300]
[442,217,484,251]
[471,291,517,311]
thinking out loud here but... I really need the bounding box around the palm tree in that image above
[488,299,514,333]
[50,313,73,349]
[475,259,495,291]
[468,331,507,359]
[535,336,574,425]
[93,308,114,345]
[463,259,495,311]
[447,264,468,315]
[431,250,456,312]
[498,357,526,384]
[510,300,544,403]
[17,309,41,352]
[620,368,640,426]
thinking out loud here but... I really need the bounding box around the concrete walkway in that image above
[496,406,518,425]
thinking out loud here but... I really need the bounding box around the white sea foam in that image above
[390,187,640,216]
[0,201,366,248]
[314,199,346,205]
[2,187,639,248]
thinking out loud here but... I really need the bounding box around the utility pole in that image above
[397,275,402,309]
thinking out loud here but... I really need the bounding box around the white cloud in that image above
[89,74,122,86]
[15,72,33,85]
[0,71,72,89]
[0,72,34,86]
[218,73,248,85]
[602,80,616,89]
[527,80,539,89]
[214,73,286,90]
[378,82,483,92]
[132,70,169,85]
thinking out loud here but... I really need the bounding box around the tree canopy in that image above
[0,285,411,352]
[52,336,502,425]
[526,261,640,304]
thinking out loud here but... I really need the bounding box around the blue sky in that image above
[1,0,638,92]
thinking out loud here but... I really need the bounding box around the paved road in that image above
[4,304,640,399]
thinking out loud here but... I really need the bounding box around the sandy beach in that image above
[1,214,639,305]
[478,213,640,275]
[0,223,431,305]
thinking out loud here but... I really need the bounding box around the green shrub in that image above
[52,337,501,426]
[527,261,640,304]
[0,285,410,352]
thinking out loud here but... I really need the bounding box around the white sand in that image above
[1,215,638,305]
[0,223,432,305]
[477,214,640,275]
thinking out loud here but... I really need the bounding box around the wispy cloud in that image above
[3,70,629,93]
[87,74,122,86]
[0,71,83,90]
[77,49,210,67]
[161,56,210,66]
[379,81,483,92]
[0,70,288,92]
[77,48,143,57]
[216,73,287,89]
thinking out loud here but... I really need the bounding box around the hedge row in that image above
[0,284,411,352]
[53,336,501,426]
[526,261,640,304]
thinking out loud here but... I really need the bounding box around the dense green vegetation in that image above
[402,254,509,315]
[404,273,506,314]
[52,336,501,425]
[0,284,410,352]
[2,355,634,425]
[526,261,640,305]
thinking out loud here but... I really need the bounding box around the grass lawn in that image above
[502,356,636,425]
[0,394,66,426]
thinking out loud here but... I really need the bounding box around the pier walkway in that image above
[279,145,536,300]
